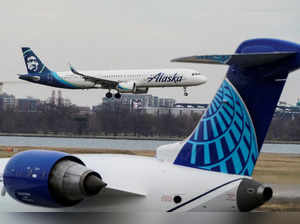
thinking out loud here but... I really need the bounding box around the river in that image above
[0,136,300,154]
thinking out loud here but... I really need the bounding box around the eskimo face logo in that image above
[26,56,39,72]
[147,73,183,83]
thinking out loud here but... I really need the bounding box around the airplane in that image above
[18,47,207,98]
[0,38,299,212]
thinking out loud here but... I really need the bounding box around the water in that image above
[0,136,172,150]
[0,136,300,154]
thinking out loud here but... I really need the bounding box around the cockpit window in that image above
[192,73,201,76]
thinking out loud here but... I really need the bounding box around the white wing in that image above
[69,63,118,89]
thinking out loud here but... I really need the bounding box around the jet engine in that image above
[117,81,136,93]
[3,150,106,207]
[236,178,273,212]
[134,87,148,94]
[117,82,148,94]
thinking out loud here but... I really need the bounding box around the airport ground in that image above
[1,145,300,212]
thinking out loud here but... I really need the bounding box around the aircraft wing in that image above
[69,64,118,88]
[171,52,296,67]
[101,186,146,197]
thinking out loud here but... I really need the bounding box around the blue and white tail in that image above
[172,38,300,176]
[22,47,51,74]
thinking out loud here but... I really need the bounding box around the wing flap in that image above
[171,52,296,67]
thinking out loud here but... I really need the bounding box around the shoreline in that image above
[1,133,300,144]
[0,133,181,141]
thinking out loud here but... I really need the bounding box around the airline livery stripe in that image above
[203,121,208,140]
[167,178,242,212]
[190,144,197,165]
[215,139,224,159]
[23,49,31,55]
[204,144,210,164]
[209,119,218,138]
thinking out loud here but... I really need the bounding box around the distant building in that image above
[47,90,72,106]
[142,107,205,117]
[17,97,40,112]
[102,94,175,108]
[0,93,16,111]
[77,106,92,115]
[99,94,208,116]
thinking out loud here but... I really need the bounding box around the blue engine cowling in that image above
[3,150,106,208]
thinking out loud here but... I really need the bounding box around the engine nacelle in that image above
[117,81,136,93]
[135,87,148,94]
[236,179,273,212]
[3,150,106,207]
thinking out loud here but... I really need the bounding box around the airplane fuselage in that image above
[0,154,245,212]
[19,68,207,91]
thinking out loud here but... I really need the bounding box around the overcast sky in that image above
[1,0,300,106]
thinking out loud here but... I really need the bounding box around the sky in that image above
[1,0,300,107]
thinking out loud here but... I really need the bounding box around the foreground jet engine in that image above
[3,150,106,207]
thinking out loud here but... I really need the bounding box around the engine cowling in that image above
[135,87,148,94]
[117,81,136,93]
[236,178,273,212]
[3,150,106,207]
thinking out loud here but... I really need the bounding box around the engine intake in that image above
[3,150,106,207]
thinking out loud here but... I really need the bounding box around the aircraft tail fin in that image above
[21,47,51,74]
[172,38,300,176]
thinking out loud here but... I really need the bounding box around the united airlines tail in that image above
[173,38,300,176]
[22,47,51,74]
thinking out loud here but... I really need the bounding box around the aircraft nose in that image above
[198,75,208,84]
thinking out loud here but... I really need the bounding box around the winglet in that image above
[68,63,84,76]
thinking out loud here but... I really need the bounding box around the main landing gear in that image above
[183,87,189,96]
[105,92,113,98]
[114,92,121,99]
[105,91,122,99]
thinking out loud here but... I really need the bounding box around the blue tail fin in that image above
[22,47,51,74]
[173,38,300,176]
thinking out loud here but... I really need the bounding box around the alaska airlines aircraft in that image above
[1,38,299,212]
[18,48,207,98]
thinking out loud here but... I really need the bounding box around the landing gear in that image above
[105,92,113,98]
[115,92,121,99]
[183,87,189,96]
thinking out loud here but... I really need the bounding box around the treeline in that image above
[0,104,198,137]
[266,115,300,141]
[0,104,300,140]
[0,105,80,134]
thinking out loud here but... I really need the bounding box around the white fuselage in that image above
[0,154,245,212]
[55,68,207,89]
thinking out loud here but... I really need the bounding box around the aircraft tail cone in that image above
[83,173,107,196]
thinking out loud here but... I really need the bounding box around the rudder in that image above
[173,38,300,176]
[22,47,51,74]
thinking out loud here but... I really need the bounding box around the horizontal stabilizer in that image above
[171,52,296,67]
